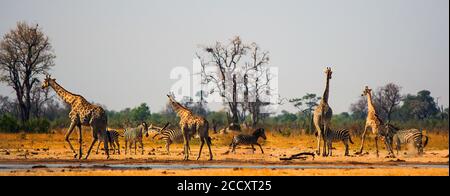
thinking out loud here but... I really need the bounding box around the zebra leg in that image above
[197,138,205,160]
[231,143,237,154]
[116,140,120,155]
[251,144,255,154]
[257,143,264,154]
[344,140,349,156]
[166,142,170,155]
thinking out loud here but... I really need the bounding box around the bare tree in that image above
[198,36,248,131]
[0,21,55,122]
[198,36,274,130]
[373,83,402,122]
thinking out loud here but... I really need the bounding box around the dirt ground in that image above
[0,131,448,176]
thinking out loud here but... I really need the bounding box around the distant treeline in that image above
[1,86,448,133]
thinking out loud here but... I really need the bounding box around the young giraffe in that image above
[313,67,333,157]
[166,94,213,161]
[357,86,394,157]
[41,75,109,159]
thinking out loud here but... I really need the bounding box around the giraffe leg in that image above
[140,140,144,155]
[125,140,127,155]
[197,138,205,160]
[251,144,255,154]
[96,140,102,154]
[77,125,83,159]
[322,125,328,157]
[206,136,213,160]
[357,125,369,154]
[134,141,137,155]
[374,135,379,158]
[182,127,189,160]
[84,130,98,159]
[316,129,321,156]
[64,121,77,158]
[102,133,110,159]
[166,142,170,155]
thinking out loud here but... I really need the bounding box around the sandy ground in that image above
[0,131,448,176]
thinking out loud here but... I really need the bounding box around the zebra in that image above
[381,124,429,156]
[315,128,354,156]
[149,122,192,155]
[95,129,121,155]
[229,128,267,154]
[124,122,149,155]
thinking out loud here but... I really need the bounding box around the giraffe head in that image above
[324,67,332,79]
[167,94,180,108]
[361,86,372,96]
[41,74,55,89]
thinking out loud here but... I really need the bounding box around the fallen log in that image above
[280,152,315,161]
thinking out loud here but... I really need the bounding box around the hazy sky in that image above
[0,0,448,114]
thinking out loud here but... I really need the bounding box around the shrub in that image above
[0,114,20,133]
[23,118,51,133]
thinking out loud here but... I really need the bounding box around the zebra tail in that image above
[423,135,429,148]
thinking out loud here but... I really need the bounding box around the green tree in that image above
[289,93,320,133]
[130,103,151,123]
[400,90,439,120]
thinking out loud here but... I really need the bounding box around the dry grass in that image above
[0,129,448,176]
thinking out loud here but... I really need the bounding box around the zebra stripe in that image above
[316,129,354,156]
[229,128,267,154]
[150,123,185,154]
[96,129,121,155]
[124,122,149,155]
[384,128,428,155]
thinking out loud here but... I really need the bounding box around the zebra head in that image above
[253,128,267,140]
[141,122,149,137]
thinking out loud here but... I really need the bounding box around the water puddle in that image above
[0,163,447,171]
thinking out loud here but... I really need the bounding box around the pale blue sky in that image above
[0,0,448,113]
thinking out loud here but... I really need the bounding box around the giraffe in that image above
[313,67,333,157]
[41,75,109,159]
[166,94,213,161]
[357,86,394,157]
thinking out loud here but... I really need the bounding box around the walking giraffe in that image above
[357,86,394,157]
[313,67,333,156]
[166,94,213,161]
[41,75,109,159]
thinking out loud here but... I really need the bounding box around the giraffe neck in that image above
[171,101,192,118]
[49,80,78,105]
[322,76,330,103]
[366,92,376,112]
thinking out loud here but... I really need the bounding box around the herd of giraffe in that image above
[41,66,426,160]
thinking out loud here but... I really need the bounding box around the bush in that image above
[0,114,20,133]
[23,118,51,133]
